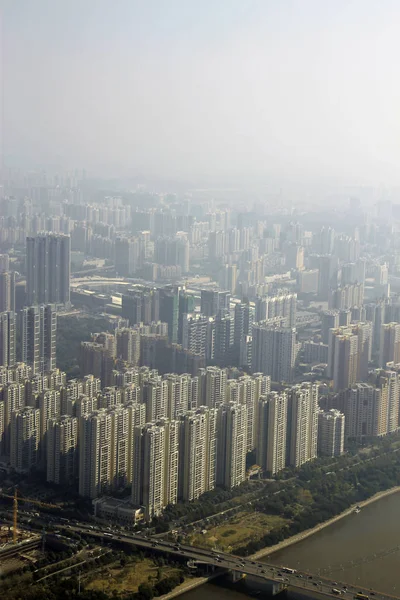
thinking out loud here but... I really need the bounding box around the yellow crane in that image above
[0,490,58,543]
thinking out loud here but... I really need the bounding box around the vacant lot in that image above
[189,511,287,552]
[85,558,182,595]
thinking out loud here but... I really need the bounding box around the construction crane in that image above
[0,489,58,544]
[13,488,17,543]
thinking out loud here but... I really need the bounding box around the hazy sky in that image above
[2,0,400,185]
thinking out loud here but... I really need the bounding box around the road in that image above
[55,521,396,600]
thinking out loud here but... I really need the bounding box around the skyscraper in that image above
[26,233,70,305]
[132,420,179,521]
[287,383,319,467]
[47,415,78,485]
[21,305,57,374]
[216,402,247,489]
[318,409,345,457]
[251,324,296,383]
[0,311,16,367]
[10,407,40,472]
[0,271,15,312]
[257,392,288,476]
[380,323,400,368]
[178,407,217,501]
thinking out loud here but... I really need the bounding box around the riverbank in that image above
[250,485,400,561]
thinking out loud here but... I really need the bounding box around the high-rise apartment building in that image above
[26,233,70,305]
[286,383,318,467]
[200,289,230,318]
[79,406,131,499]
[380,323,400,368]
[255,293,297,328]
[342,383,384,439]
[216,402,248,489]
[143,377,168,421]
[132,420,179,521]
[39,390,61,463]
[198,366,227,409]
[116,328,141,366]
[182,313,211,359]
[21,305,57,374]
[114,236,140,276]
[328,327,359,392]
[0,311,16,367]
[257,392,288,476]
[318,409,345,457]
[251,324,296,383]
[178,407,217,501]
[3,382,25,454]
[321,310,340,344]
[10,407,40,472]
[47,415,78,484]
[0,271,15,312]
[159,287,179,344]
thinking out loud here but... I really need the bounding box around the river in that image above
[180,491,400,599]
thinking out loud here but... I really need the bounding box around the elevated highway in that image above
[63,522,396,600]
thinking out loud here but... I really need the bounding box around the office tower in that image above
[251,324,296,383]
[178,407,217,501]
[342,383,384,439]
[321,310,340,344]
[21,305,57,374]
[26,233,70,305]
[287,383,318,467]
[380,323,400,368]
[318,409,345,457]
[217,402,247,489]
[132,420,179,521]
[182,313,211,358]
[214,310,234,366]
[143,377,168,421]
[114,236,140,276]
[233,302,253,366]
[46,415,78,484]
[255,293,297,328]
[200,289,230,317]
[159,287,179,344]
[3,382,25,454]
[199,366,227,409]
[116,328,140,366]
[0,271,15,312]
[165,373,190,419]
[10,407,40,472]
[257,392,288,476]
[0,311,16,367]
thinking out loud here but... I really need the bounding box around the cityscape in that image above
[2,2,400,600]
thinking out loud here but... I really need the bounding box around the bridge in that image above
[62,522,397,600]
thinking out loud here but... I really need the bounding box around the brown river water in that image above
[180,491,400,599]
